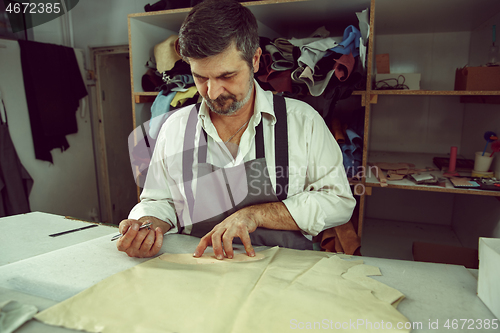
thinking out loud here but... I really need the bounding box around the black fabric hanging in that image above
[18,40,88,163]
[0,98,33,217]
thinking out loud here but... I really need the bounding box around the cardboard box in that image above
[478,237,500,320]
[374,73,421,90]
[454,66,500,91]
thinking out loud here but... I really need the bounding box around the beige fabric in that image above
[154,35,181,73]
[159,252,266,265]
[170,86,198,107]
[374,163,415,171]
[373,163,436,182]
[35,247,409,333]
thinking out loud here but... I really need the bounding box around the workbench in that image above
[0,212,497,332]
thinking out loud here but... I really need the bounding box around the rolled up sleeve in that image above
[128,125,179,234]
[282,110,356,236]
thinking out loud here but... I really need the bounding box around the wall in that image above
[452,11,500,248]
[452,195,500,249]
[365,14,500,245]
[70,0,151,66]
[0,39,99,220]
[370,31,470,153]
[365,188,455,226]
[27,0,152,63]
[12,0,152,220]
[365,31,471,226]
[30,0,153,67]
[32,16,66,45]
[0,1,109,220]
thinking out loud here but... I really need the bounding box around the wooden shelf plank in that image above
[365,180,500,197]
[365,151,500,197]
[134,92,159,96]
[127,0,308,20]
[128,8,191,19]
[133,90,364,104]
[134,93,158,104]
[133,90,500,102]
[371,90,500,96]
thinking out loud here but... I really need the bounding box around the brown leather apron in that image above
[181,95,312,250]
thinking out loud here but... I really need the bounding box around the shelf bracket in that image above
[361,94,378,106]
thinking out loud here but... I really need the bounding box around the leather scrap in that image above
[317,219,361,255]
[373,163,436,182]
[371,164,387,187]
[329,117,346,144]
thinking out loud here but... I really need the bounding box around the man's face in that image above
[189,44,260,116]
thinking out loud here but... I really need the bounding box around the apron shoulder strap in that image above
[194,103,208,164]
[188,98,289,201]
[255,116,265,159]
[194,102,208,144]
[182,103,202,221]
[272,94,289,201]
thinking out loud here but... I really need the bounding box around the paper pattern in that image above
[159,252,266,264]
[35,247,410,333]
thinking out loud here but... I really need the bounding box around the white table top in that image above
[0,212,497,332]
[0,212,117,266]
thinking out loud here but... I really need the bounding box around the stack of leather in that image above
[315,203,361,255]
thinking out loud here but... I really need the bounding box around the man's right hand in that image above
[116,219,163,258]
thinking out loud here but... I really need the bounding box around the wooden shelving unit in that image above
[365,151,500,197]
[371,90,500,96]
[134,92,158,104]
[134,90,367,104]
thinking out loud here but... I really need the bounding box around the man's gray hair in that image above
[178,0,260,69]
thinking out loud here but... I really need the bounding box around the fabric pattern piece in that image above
[271,38,295,61]
[265,44,295,71]
[256,53,293,93]
[292,37,342,72]
[35,247,409,333]
[149,91,177,139]
[149,75,196,138]
[171,86,198,107]
[340,129,363,177]
[0,300,38,333]
[327,25,362,58]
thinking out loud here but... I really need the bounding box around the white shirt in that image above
[129,80,356,237]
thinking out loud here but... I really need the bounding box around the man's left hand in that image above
[193,207,258,260]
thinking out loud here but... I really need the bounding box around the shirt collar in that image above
[197,79,277,126]
[253,79,277,125]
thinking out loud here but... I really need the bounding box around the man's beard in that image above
[205,76,254,116]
